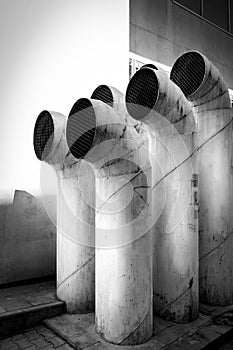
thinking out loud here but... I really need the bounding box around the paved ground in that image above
[0,281,56,314]
[44,309,233,349]
[0,324,73,350]
[1,282,233,349]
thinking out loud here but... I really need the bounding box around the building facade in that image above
[130,0,233,101]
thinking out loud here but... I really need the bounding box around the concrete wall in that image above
[0,190,56,285]
[130,0,233,89]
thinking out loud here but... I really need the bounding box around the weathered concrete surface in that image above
[171,51,233,306]
[33,111,95,314]
[125,68,198,323]
[66,98,153,345]
[0,190,56,285]
[130,0,233,90]
[44,305,233,350]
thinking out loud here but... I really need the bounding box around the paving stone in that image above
[165,335,204,350]
[207,323,232,335]
[12,338,32,348]
[186,313,211,332]
[199,303,217,315]
[70,333,99,349]
[24,330,42,341]
[37,328,56,339]
[0,338,20,350]
[45,314,91,338]
[0,344,20,350]
[56,344,74,350]
[153,315,174,335]
[31,338,51,348]
[48,337,65,347]
[11,334,26,341]
[1,298,32,312]
[24,295,55,306]
[83,341,118,349]
[196,324,223,342]
[153,324,190,346]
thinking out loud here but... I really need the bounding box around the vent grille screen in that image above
[67,99,96,159]
[91,85,113,107]
[33,111,54,160]
[170,52,205,97]
[126,68,158,120]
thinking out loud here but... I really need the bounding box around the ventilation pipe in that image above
[171,51,233,305]
[66,98,153,345]
[33,111,95,313]
[126,68,198,322]
[91,84,127,117]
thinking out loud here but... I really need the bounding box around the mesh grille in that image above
[67,98,96,159]
[125,68,159,120]
[170,52,205,97]
[91,85,113,107]
[33,111,54,160]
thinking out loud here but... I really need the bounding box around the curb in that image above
[0,301,66,339]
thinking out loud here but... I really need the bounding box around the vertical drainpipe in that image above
[33,111,95,313]
[66,98,153,345]
[171,51,233,305]
[125,67,199,322]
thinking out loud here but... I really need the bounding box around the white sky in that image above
[0,0,129,197]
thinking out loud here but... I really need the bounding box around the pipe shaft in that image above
[126,68,199,322]
[171,51,233,305]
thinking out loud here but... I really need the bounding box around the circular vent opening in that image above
[67,98,96,159]
[33,110,54,160]
[91,85,113,107]
[170,51,206,97]
[125,68,159,120]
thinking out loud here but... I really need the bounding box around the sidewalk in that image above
[0,281,65,339]
[0,324,73,350]
[0,281,233,349]
[45,304,233,349]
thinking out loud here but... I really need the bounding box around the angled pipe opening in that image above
[170,50,231,109]
[126,68,159,120]
[91,85,114,107]
[126,67,195,131]
[67,98,96,159]
[170,51,206,97]
[33,110,54,161]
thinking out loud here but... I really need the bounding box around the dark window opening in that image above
[173,0,232,34]
[174,0,201,15]
[203,0,228,31]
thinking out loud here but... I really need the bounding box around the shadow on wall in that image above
[0,190,56,285]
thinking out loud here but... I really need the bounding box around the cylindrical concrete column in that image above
[33,110,95,313]
[66,98,153,345]
[126,67,199,322]
[171,50,233,305]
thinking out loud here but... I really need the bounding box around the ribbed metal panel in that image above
[33,110,54,160]
[67,98,96,159]
[170,52,205,97]
[91,85,113,107]
[126,68,159,120]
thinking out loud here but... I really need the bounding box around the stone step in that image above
[0,301,66,339]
